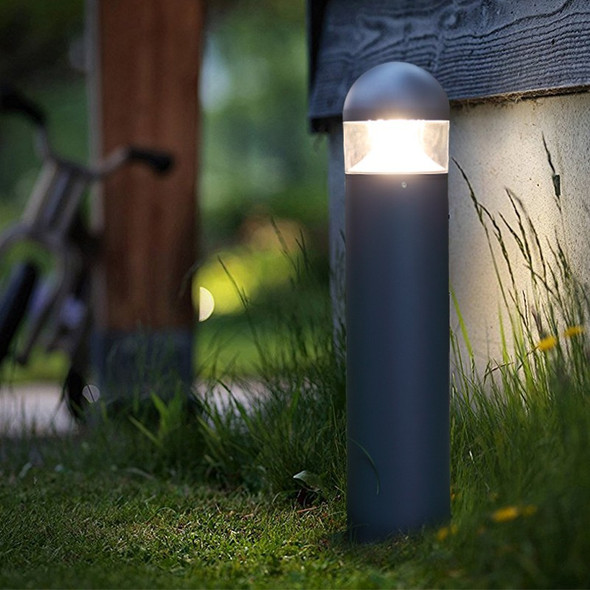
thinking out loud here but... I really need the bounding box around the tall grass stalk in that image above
[447,148,590,587]
[197,233,346,498]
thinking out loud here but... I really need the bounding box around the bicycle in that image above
[0,85,173,420]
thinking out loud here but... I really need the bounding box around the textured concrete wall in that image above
[450,93,590,366]
[328,92,590,367]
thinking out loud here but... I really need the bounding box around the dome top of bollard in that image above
[343,62,449,122]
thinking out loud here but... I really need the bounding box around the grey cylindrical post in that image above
[344,62,450,543]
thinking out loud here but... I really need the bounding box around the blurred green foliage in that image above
[0,0,83,83]
[201,1,328,248]
[0,0,87,207]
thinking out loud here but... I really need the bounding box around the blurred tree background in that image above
[0,0,329,379]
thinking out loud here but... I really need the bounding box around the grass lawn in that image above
[3,284,590,590]
[2,171,590,588]
[0,463,351,589]
[1,375,590,590]
[0,459,432,590]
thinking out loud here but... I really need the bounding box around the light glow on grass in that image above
[193,248,298,316]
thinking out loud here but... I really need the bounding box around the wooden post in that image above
[88,0,204,402]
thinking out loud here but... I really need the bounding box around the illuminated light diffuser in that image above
[344,119,449,174]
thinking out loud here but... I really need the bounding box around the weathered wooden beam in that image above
[88,0,204,399]
[309,0,590,129]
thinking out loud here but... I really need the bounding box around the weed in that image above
[198,233,346,497]
[447,142,590,587]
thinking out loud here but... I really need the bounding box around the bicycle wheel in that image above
[0,262,38,365]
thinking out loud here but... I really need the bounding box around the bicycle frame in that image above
[0,139,134,363]
[0,86,172,369]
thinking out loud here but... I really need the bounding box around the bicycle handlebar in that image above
[0,84,174,176]
[127,147,174,174]
[0,84,46,127]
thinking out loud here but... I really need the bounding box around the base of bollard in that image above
[347,509,450,544]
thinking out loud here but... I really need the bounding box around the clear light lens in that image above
[344,120,449,175]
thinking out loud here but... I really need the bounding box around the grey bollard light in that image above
[343,62,450,543]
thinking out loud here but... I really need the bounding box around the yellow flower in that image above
[491,506,520,523]
[564,325,584,338]
[536,335,558,352]
[436,524,457,541]
[491,504,537,523]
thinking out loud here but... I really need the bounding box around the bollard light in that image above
[344,62,450,543]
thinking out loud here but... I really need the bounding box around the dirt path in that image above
[0,383,76,436]
[0,380,262,436]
